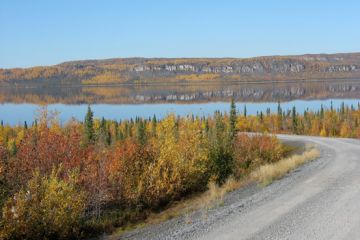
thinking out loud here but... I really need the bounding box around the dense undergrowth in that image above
[0,100,356,239]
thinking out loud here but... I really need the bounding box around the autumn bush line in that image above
[1,100,359,239]
[237,102,360,138]
[0,101,292,239]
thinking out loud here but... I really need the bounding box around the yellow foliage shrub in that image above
[143,115,210,207]
[0,168,86,240]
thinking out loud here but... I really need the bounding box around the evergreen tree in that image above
[304,109,310,131]
[277,101,282,116]
[340,101,345,119]
[84,105,95,143]
[136,119,146,145]
[117,129,124,141]
[320,104,324,119]
[98,118,111,145]
[292,106,298,134]
[152,115,157,136]
[259,111,264,123]
[106,126,111,145]
[113,121,118,140]
[277,102,283,131]
[100,117,105,127]
[204,118,210,134]
[229,98,237,139]
[210,111,233,184]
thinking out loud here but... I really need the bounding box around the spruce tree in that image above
[84,105,94,143]
[229,98,237,139]
[340,101,345,119]
[136,119,146,145]
[320,104,324,119]
[204,118,210,133]
[277,102,283,131]
[277,101,282,116]
[151,115,157,136]
[292,106,298,134]
[99,117,111,145]
[106,126,111,145]
[210,111,233,184]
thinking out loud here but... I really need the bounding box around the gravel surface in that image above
[120,135,360,240]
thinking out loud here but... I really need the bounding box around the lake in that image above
[1,100,360,126]
[1,80,360,125]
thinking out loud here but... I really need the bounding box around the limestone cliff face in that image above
[132,61,306,74]
[326,65,359,72]
[130,59,359,75]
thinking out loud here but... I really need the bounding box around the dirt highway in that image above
[122,135,360,240]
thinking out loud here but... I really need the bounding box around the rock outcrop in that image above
[1,52,360,85]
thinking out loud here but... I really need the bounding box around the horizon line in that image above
[2,51,360,69]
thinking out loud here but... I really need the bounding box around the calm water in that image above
[1,99,360,126]
[2,80,360,105]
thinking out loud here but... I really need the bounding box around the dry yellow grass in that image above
[252,147,320,186]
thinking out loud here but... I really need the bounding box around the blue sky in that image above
[1,0,359,68]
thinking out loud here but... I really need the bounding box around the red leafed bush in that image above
[233,134,284,178]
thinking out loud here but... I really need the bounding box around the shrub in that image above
[0,145,8,210]
[0,168,86,240]
[142,115,210,208]
[233,134,284,178]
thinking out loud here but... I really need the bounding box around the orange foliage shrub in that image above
[107,139,155,206]
[6,126,86,193]
[233,134,284,178]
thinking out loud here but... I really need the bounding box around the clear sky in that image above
[1,0,359,68]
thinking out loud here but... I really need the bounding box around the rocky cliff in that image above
[1,53,360,86]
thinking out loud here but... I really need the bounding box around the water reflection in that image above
[1,80,360,104]
[1,80,360,125]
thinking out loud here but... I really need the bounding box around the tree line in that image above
[236,101,360,138]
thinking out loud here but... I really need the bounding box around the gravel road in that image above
[121,135,360,240]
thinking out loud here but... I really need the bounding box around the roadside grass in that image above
[252,146,320,186]
[111,144,320,239]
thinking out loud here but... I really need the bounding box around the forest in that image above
[0,100,360,239]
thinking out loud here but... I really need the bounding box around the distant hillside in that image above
[1,53,360,86]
